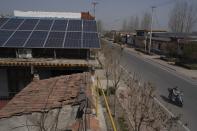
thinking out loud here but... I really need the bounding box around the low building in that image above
[135,30,197,56]
[0,72,101,131]
[0,11,100,102]
[151,32,197,55]
[135,29,166,49]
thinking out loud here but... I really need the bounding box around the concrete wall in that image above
[0,69,8,97]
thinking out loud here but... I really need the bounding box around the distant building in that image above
[135,29,166,49]
[134,29,197,55]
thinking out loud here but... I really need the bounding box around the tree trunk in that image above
[113,94,116,117]
[106,76,109,96]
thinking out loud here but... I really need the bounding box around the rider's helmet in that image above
[174,86,178,91]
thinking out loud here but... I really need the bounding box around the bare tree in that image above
[97,19,103,34]
[134,16,140,30]
[118,72,181,131]
[122,19,128,31]
[102,42,113,96]
[168,0,197,33]
[128,16,135,32]
[110,49,124,117]
[141,12,151,30]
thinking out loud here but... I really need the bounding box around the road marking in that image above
[143,58,197,86]
[107,40,197,85]
[154,98,190,131]
[119,65,191,131]
[122,47,197,86]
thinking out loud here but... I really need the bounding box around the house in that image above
[135,30,197,56]
[150,32,197,55]
[134,29,166,49]
[0,11,100,102]
[0,72,101,131]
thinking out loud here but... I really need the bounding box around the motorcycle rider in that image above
[169,86,179,101]
[168,86,183,107]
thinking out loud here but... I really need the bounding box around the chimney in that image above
[81,12,95,20]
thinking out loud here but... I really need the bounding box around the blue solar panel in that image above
[45,32,65,47]
[35,20,53,30]
[83,39,100,48]
[0,18,100,49]
[83,33,100,48]
[67,20,82,31]
[83,20,97,32]
[1,18,24,30]
[4,31,31,47]
[64,32,82,48]
[18,19,38,30]
[51,20,68,31]
[25,31,48,47]
[0,30,13,46]
[0,18,9,28]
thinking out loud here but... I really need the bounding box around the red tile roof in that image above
[0,100,9,110]
[0,72,91,118]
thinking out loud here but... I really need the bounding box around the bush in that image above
[97,87,116,96]
[160,56,177,62]
[175,62,197,70]
[182,42,197,63]
[118,116,129,131]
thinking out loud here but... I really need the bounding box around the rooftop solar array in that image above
[0,17,100,49]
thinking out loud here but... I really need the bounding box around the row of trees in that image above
[168,0,197,33]
[122,13,151,32]
[121,0,197,33]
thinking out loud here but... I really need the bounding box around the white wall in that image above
[14,10,81,19]
[0,69,8,97]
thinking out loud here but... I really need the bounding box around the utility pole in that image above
[149,6,156,54]
[92,1,98,18]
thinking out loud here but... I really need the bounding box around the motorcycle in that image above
[168,88,183,107]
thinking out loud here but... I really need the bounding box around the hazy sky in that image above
[0,0,197,31]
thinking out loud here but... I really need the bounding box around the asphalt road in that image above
[105,40,197,131]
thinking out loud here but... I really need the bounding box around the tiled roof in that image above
[0,72,91,118]
[0,100,9,110]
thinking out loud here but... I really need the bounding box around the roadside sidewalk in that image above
[125,47,197,80]
[109,40,197,80]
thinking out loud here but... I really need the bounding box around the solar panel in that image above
[18,19,38,30]
[51,20,68,31]
[0,18,100,49]
[67,20,82,31]
[1,18,24,30]
[83,33,100,48]
[0,30,13,46]
[64,32,82,48]
[83,20,97,32]
[4,31,31,47]
[25,31,48,47]
[35,20,53,30]
[0,18,9,28]
[45,32,65,47]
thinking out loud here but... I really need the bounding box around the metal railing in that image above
[96,76,117,131]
